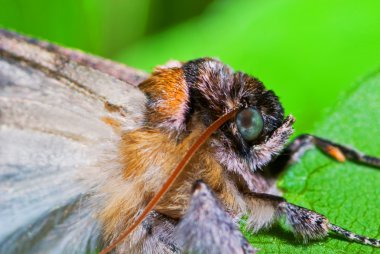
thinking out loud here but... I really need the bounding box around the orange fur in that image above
[99,123,245,239]
[139,68,189,130]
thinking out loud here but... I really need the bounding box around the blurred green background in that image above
[1,0,380,133]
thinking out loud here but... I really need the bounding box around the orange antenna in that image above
[99,109,238,254]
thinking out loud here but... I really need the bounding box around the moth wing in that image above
[0,30,147,253]
[0,29,148,86]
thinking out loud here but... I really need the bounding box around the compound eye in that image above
[236,108,263,141]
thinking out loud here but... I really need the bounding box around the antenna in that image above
[99,109,238,254]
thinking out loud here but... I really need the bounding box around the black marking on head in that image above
[182,58,209,128]
[184,60,284,133]
[182,58,206,86]
[181,58,292,174]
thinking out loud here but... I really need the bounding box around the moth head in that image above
[139,58,294,174]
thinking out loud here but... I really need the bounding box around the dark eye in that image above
[236,108,263,141]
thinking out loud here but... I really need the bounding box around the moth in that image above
[0,29,379,254]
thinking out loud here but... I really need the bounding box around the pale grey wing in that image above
[0,29,149,86]
[0,127,101,254]
[0,31,147,254]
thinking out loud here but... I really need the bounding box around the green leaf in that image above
[243,72,380,253]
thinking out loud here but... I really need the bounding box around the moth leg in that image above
[270,134,380,175]
[245,192,380,247]
[177,180,257,254]
[115,211,180,253]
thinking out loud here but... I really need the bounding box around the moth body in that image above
[97,58,294,252]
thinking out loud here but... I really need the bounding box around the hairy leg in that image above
[121,181,256,254]
[115,211,180,254]
[244,192,380,247]
[177,180,257,254]
[269,134,380,176]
